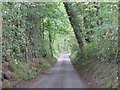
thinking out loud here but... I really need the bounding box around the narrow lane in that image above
[32,53,88,88]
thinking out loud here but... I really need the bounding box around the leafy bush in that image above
[71,43,79,53]
[83,42,99,59]
[43,63,51,67]
[70,51,79,63]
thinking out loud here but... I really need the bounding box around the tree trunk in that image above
[63,2,84,59]
[49,29,53,57]
[48,19,53,57]
[63,2,83,49]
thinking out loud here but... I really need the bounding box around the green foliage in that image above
[10,61,31,80]
[43,62,51,67]
[70,51,79,63]
[2,2,73,64]
[83,42,99,59]
[2,2,119,88]
[11,69,28,80]
[70,2,118,63]
[71,44,79,53]
[70,2,118,88]
[11,61,29,70]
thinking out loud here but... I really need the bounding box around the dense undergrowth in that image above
[2,2,68,88]
[1,2,119,88]
[69,2,119,88]
[3,57,56,88]
[70,43,118,88]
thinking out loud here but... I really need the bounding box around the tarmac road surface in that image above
[32,53,88,88]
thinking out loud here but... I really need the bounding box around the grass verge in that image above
[2,57,57,88]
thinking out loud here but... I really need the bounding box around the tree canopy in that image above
[2,2,119,88]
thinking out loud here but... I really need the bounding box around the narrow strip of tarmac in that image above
[32,53,88,88]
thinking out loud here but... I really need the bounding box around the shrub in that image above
[83,42,99,59]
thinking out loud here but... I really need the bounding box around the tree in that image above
[63,2,84,59]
